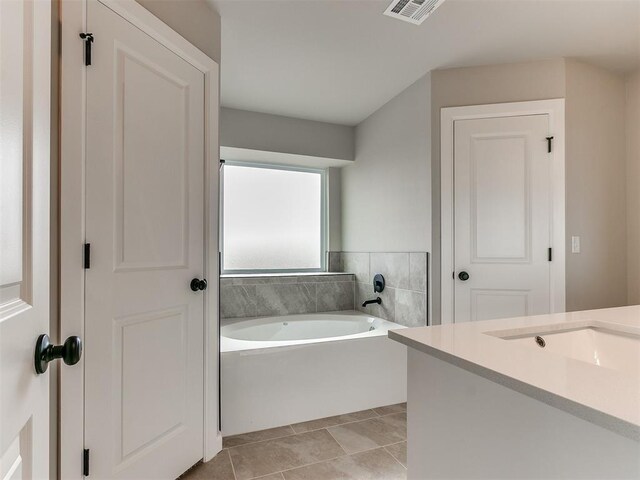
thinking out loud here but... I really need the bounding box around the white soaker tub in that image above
[221,311,407,435]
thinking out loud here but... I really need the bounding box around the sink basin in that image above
[487,322,640,373]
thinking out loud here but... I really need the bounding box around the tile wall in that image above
[220,274,355,319]
[220,252,428,327]
[328,252,429,327]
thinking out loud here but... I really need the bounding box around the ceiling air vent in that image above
[383,0,446,25]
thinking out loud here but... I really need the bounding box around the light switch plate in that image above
[571,236,581,254]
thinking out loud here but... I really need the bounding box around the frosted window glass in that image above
[223,165,322,271]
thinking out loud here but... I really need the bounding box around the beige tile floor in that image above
[180,403,407,480]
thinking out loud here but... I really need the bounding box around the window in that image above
[221,162,326,273]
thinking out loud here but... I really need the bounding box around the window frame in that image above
[219,160,327,275]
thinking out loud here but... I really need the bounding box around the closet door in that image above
[454,114,552,322]
[83,2,206,478]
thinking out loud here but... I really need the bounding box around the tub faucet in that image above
[362,297,382,308]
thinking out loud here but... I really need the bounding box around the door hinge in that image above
[83,448,90,476]
[546,136,554,153]
[84,243,91,269]
[79,33,94,66]
[548,247,553,262]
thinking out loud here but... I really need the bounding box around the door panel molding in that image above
[113,306,188,464]
[470,288,531,322]
[470,133,531,263]
[60,2,220,478]
[113,45,191,272]
[440,100,566,324]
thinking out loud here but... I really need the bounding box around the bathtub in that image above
[221,311,407,435]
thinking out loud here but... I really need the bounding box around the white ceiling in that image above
[209,0,640,126]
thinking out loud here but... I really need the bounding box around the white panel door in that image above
[0,1,51,479]
[84,2,206,478]
[454,115,551,322]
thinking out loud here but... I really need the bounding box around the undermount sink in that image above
[487,321,640,373]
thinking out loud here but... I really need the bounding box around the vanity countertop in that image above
[389,305,640,440]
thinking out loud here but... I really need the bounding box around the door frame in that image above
[60,1,221,477]
[440,99,566,325]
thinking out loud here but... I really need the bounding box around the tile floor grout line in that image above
[325,422,408,459]
[273,444,407,479]
[288,408,406,436]
[228,406,406,448]
[322,409,406,432]
[189,404,407,479]
[385,440,407,447]
[248,447,351,480]
[231,438,408,479]
[233,429,350,480]
[266,450,351,479]
[290,411,380,435]
[324,427,349,456]
[383,445,408,471]
[340,443,401,458]
[373,409,407,418]
[325,434,408,459]
[322,414,407,458]
[225,426,297,450]
[226,448,239,480]
[223,405,407,479]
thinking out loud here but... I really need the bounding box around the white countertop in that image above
[389,305,640,441]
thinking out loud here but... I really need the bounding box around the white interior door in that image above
[84,2,207,478]
[0,1,51,479]
[454,114,551,322]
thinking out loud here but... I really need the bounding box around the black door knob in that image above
[458,271,470,281]
[190,278,208,291]
[34,334,82,375]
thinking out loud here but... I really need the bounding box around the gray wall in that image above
[341,74,431,252]
[626,71,640,304]
[220,107,355,161]
[565,59,628,311]
[430,58,630,321]
[430,59,566,323]
[237,58,631,324]
[327,168,343,252]
[220,108,354,253]
[136,0,221,63]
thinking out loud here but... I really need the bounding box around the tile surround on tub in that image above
[342,252,370,283]
[220,274,355,319]
[220,285,257,319]
[219,252,428,327]
[255,283,316,317]
[370,253,410,290]
[409,252,427,293]
[395,289,427,328]
[330,251,429,327]
[356,282,396,322]
[316,282,354,312]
